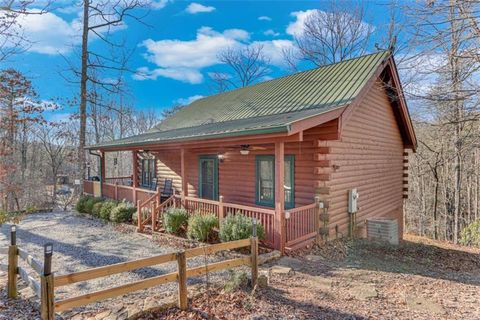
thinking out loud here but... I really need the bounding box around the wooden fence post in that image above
[114,182,118,201]
[7,225,17,299]
[218,196,224,222]
[41,243,54,320]
[176,251,188,310]
[251,219,258,289]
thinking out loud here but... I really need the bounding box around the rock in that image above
[126,306,142,318]
[270,265,293,275]
[310,276,332,291]
[110,304,124,314]
[258,250,281,265]
[95,310,111,320]
[406,296,445,314]
[257,271,269,288]
[305,255,324,263]
[350,283,378,300]
[143,297,160,310]
[276,256,304,271]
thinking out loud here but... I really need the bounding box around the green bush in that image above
[110,202,136,223]
[187,214,219,241]
[99,201,117,220]
[163,208,189,235]
[460,220,480,247]
[85,197,103,214]
[75,195,92,213]
[219,214,265,242]
[92,202,104,217]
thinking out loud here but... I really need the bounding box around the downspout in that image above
[89,149,103,197]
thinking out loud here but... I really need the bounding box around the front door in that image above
[198,156,218,200]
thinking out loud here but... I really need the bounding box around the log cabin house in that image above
[84,50,416,252]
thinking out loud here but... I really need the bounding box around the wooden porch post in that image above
[274,141,285,254]
[132,151,138,203]
[100,151,105,198]
[181,149,187,204]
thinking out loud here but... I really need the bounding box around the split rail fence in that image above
[2,225,259,320]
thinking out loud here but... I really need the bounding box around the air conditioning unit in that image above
[367,218,399,245]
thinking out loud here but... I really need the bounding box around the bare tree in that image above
[0,1,53,63]
[71,0,149,193]
[403,0,480,244]
[210,44,271,93]
[0,68,43,212]
[288,1,375,67]
[36,121,75,205]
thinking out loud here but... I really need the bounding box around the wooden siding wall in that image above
[152,120,338,209]
[318,81,405,238]
[150,80,405,241]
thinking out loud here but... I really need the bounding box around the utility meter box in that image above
[348,189,359,214]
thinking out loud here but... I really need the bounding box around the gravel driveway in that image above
[0,211,240,316]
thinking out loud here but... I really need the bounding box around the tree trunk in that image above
[78,0,90,193]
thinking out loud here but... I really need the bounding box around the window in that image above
[255,155,295,208]
[141,159,156,188]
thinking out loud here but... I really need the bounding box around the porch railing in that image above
[285,203,319,249]
[83,180,156,205]
[104,176,132,186]
[84,180,321,251]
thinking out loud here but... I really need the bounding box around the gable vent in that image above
[367,218,399,245]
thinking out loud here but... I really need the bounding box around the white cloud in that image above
[9,10,81,54]
[136,26,249,84]
[133,66,203,84]
[186,3,215,14]
[287,9,375,38]
[2,7,127,55]
[151,0,170,10]
[258,16,272,21]
[175,95,204,105]
[252,39,295,66]
[264,29,280,37]
[286,9,317,36]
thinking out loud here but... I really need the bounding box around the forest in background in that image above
[1,0,480,246]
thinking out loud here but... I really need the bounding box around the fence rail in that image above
[3,225,259,320]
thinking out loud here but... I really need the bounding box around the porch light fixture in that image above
[218,154,225,162]
[240,144,250,155]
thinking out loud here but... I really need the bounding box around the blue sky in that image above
[8,0,396,118]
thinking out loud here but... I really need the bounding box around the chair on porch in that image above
[160,179,173,202]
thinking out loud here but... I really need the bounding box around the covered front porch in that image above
[84,130,329,252]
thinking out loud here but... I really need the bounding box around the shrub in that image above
[163,208,189,235]
[224,270,248,293]
[99,201,117,220]
[187,214,219,241]
[85,197,103,214]
[75,195,92,213]
[460,220,480,247]
[219,213,265,242]
[110,202,136,223]
[132,207,149,226]
[92,202,104,217]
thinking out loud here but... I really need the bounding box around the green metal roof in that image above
[90,51,390,150]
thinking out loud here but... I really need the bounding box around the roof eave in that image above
[85,125,290,151]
